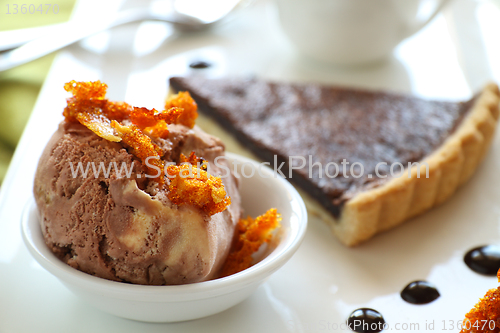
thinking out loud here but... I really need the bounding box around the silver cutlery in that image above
[0,0,246,71]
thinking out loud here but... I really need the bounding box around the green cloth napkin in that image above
[0,0,76,183]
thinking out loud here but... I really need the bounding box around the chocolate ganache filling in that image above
[170,76,475,218]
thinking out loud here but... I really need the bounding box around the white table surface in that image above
[1,0,500,331]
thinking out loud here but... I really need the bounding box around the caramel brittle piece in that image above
[220,208,281,277]
[62,81,202,183]
[460,269,500,333]
[166,163,230,216]
[111,121,165,180]
[165,91,198,128]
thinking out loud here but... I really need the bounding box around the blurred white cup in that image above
[276,0,452,66]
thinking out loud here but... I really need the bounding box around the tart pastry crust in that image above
[309,83,500,246]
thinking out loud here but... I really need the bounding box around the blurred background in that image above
[0,0,499,184]
[0,0,76,181]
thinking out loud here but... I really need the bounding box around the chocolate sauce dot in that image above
[189,61,211,69]
[347,308,385,333]
[464,245,500,275]
[401,280,440,304]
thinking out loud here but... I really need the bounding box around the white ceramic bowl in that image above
[21,153,307,323]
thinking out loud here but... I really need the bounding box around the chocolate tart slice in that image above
[170,77,500,246]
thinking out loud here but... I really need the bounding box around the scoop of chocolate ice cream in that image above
[34,121,241,285]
